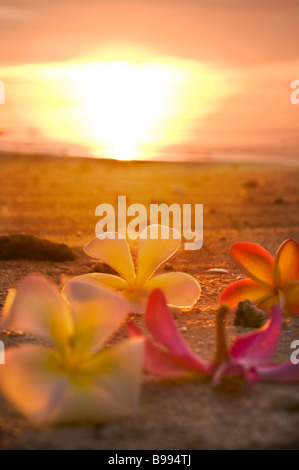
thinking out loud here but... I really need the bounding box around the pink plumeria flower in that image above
[220,239,299,315]
[0,276,144,425]
[212,303,299,385]
[75,224,200,314]
[129,290,299,385]
[128,289,212,378]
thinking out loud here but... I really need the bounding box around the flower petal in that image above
[71,273,128,291]
[84,234,135,285]
[128,321,208,378]
[73,273,141,315]
[282,282,299,316]
[0,339,144,424]
[145,289,191,356]
[143,337,199,379]
[144,272,200,308]
[65,278,129,354]
[0,276,73,351]
[257,362,299,383]
[51,337,144,424]
[0,346,69,424]
[144,289,209,373]
[135,225,181,286]
[273,239,299,287]
[219,278,272,309]
[230,242,274,288]
[230,305,283,367]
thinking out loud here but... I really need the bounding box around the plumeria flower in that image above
[212,304,299,386]
[128,289,211,378]
[129,289,299,385]
[220,239,299,315]
[75,224,200,314]
[0,276,144,425]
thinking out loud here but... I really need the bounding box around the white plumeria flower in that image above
[76,225,201,314]
[0,276,144,425]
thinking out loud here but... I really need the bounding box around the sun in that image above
[0,57,233,160]
[71,61,186,160]
[37,58,228,161]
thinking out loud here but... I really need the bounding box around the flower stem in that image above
[214,304,230,365]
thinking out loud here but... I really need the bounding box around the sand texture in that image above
[0,154,298,449]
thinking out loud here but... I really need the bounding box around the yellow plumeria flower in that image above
[76,225,201,314]
[0,276,144,425]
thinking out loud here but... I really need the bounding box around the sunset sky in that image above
[0,0,298,161]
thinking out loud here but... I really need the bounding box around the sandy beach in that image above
[0,153,299,449]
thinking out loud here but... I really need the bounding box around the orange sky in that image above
[0,0,298,161]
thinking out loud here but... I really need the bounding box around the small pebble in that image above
[208,268,229,274]
[234,300,267,328]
